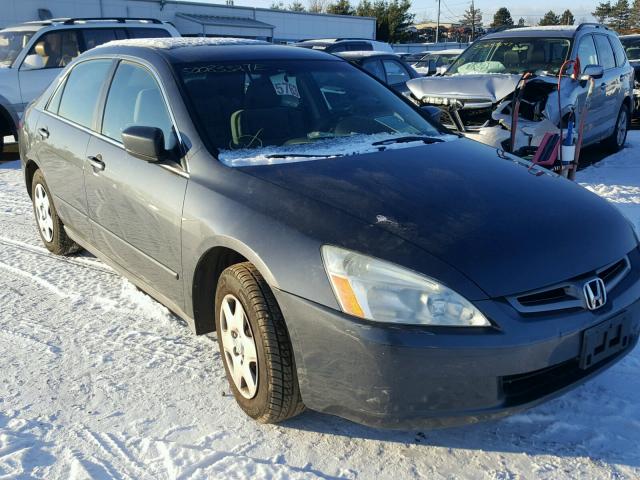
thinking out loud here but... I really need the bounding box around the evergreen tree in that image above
[326,0,354,15]
[630,0,640,29]
[560,9,575,25]
[355,0,373,16]
[289,1,306,11]
[491,7,514,28]
[610,0,632,31]
[517,17,526,27]
[539,10,561,25]
[593,1,613,23]
[270,0,285,9]
[354,0,414,42]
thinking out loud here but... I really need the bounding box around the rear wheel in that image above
[215,262,304,423]
[603,104,630,153]
[31,169,80,255]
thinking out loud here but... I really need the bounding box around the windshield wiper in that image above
[265,153,343,159]
[371,136,444,146]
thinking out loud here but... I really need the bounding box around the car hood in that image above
[241,138,637,298]
[407,74,523,103]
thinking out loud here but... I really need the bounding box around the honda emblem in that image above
[583,278,607,311]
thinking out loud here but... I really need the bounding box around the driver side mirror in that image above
[122,126,165,163]
[21,54,45,70]
[581,64,604,81]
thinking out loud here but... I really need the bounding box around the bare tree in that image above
[307,0,328,13]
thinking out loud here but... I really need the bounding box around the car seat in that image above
[230,77,305,148]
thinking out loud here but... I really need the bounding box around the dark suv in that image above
[19,38,640,429]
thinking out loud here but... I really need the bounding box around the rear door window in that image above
[610,36,627,66]
[382,59,410,85]
[127,28,172,39]
[57,59,113,128]
[81,29,118,51]
[26,30,80,69]
[362,59,386,82]
[594,35,616,70]
[101,61,176,150]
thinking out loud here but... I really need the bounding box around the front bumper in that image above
[275,263,640,429]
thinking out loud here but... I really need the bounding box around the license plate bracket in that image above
[579,313,633,370]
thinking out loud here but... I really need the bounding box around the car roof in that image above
[91,37,342,63]
[335,50,399,60]
[482,24,611,40]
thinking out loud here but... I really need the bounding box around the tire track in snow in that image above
[0,260,70,298]
[0,236,116,276]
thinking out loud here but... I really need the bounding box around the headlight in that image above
[322,246,490,327]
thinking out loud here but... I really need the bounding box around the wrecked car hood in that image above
[242,138,636,298]
[407,74,523,103]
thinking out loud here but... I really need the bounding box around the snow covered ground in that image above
[1,133,639,479]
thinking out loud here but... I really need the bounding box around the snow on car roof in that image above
[96,37,268,50]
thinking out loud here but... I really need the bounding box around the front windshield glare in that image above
[447,38,571,75]
[622,37,640,61]
[0,30,35,66]
[177,60,442,161]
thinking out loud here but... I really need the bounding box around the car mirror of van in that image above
[21,54,45,71]
[122,126,165,163]
[581,64,604,81]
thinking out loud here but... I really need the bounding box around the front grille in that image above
[508,255,631,314]
[458,107,493,128]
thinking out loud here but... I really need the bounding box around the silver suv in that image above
[408,24,635,153]
[0,17,179,153]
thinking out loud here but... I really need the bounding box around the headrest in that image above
[503,51,519,67]
[531,47,545,63]
[34,41,49,57]
[244,77,280,109]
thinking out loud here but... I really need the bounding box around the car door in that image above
[593,34,623,140]
[575,34,604,145]
[35,58,113,238]
[84,60,187,307]
[19,30,81,107]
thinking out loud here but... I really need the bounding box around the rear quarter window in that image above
[609,36,627,67]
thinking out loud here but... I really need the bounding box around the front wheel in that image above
[603,104,630,153]
[215,262,304,423]
[31,169,80,255]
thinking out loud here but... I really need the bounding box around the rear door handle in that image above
[87,154,105,171]
[38,127,49,139]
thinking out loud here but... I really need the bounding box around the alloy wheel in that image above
[34,183,54,243]
[219,294,259,399]
[617,109,628,148]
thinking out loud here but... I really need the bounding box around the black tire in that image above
[31,169,80,255]
[603,104,630,153]
[215,262,304,423]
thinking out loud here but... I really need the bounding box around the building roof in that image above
[176,12,274,31]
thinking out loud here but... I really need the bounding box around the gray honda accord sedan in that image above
[19,38,640,429]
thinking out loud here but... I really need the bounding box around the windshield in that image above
[447,37,571,75]
[621,37,640,61]
[0,29,36,67]
[177,60,444,166]
[414,54,456,69]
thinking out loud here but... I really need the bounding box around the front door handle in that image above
[38,127,49,139]
[87,154,105,171]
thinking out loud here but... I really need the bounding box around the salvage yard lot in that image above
[1,132,639,479]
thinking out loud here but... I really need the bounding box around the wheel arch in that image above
[24,158,42,199]
[190,238,280,335]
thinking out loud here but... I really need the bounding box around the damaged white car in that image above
[407,24,635,154]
